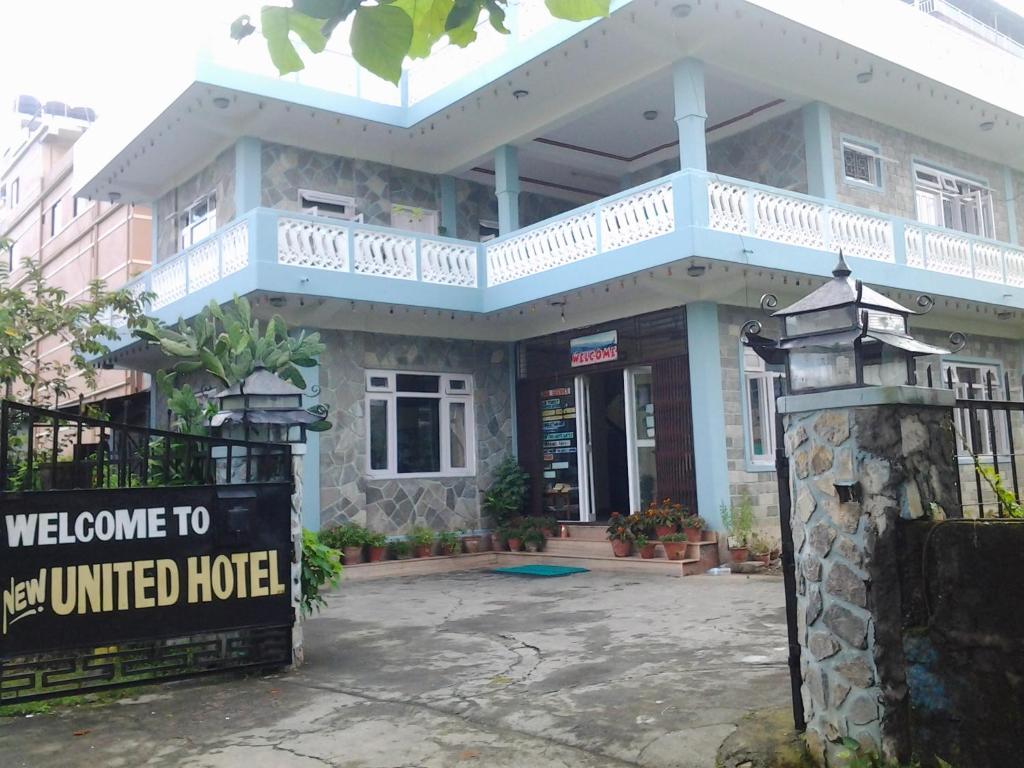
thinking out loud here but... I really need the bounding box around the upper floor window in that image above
[841,139,882,189]
[49,196,63,238]
[914,165,994,239]
[0,183,6,209]
[10,179,19,207]
[179,193,217,249]
[299,189,361,221]
[742,348,783,467]
[73,196,92,218]
[945,361,1009,456]
[365,371,475,477]
[391,204,438,235]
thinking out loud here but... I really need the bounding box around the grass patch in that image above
[0,686,143,717]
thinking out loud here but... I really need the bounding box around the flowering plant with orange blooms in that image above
[605,512,636,542]
[646,498,688,527]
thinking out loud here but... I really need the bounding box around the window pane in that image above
[369,399,388,470]
[449,401,467,469]
[397,396,440,473]
[396,374,440,393]
[632,369,654,442]
[748,377,767,457]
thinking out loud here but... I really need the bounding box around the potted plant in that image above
[462,531,484,553]
[506,524,524,552]
[606,513,635,557]
[321,523,368,565]
[366,531,389,562]
[389,539,412,560]
[636,533,657,559]
[409,526,436,558]
[647,498,685,538]
[492,524,510,551]
[523,528,546,552]
[482,458,529,529]
[720,496,755,563]
[660,532,688,560]
[749,533,777,565]
[438,530,462,556]
[681,515,707,544]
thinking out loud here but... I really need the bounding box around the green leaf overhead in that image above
[261,5,328,75]
[544,0,610,21]
[392,0,455,58]
[350,3,414,83]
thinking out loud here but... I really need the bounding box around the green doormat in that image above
[493,564,589,577]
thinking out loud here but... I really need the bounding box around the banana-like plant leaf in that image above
[351,3,413,84]
[544,0,610,21]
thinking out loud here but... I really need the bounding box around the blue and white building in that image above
[72,0,1024,535]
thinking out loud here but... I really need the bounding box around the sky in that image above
[0,0,260,147]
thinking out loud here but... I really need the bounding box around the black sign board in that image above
[0,484,293,657]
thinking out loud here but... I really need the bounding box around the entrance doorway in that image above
[576,366,657,522]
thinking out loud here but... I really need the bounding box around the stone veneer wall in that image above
[785,400,959,764]
[718,304,782,536]
[831,109,1012,242]
[260,142,576,240]
[317,330,514,533]
[632,110,807,192]
[155,147,236,262]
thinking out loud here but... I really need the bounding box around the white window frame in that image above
[179,192,218,250]
[365,370,475,478]
[299,189,362,222]
[841,139,883,190]
[914,164,995,239]
[48,196,63,238]
[945,361,1010,458]
[741,348,783,469]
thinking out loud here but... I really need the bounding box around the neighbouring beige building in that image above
[0,97,151,415]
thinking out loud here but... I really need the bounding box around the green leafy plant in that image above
[301,528,343,616]
[389,538,412,559]
[233,1,611,85]
[522,527,546,551]
[681,514,707,530]
[320,523,368,549]
[834,738,953,768]
[605,512,635,542]
[409,525,435,547]
[973,458,1024,518]
[659,532,687,543]
[366,531,388,549]
[437,529,462,554]
[0,253,152,406]
[481,457,530,527]
[720,496,755,547]
[634,532,649,548]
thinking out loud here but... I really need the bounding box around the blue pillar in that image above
[802,102,836,200]
[234,136,262,217]
[673,58,707,171]
[150,197,159,263]
[1004,167,1019,246]
[495,145,520,235]
[686,302,729,531]
[440,175,458,238]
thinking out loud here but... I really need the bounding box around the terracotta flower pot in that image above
[343,546,365,565]
[491,534,506,551]
[463,536,482,554]
[684,528,703,544]
[655,525,675,539]
[639,543,657,559]
[442,543,462,556]
[729,547,750,564]
[610,539,632,557]
[661,541,687,560]
[507,538,522,552]
[756,552,772,565]
[414,545,433,558]
[368,546,388,563]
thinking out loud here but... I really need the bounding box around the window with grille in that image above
[842,140,882,188]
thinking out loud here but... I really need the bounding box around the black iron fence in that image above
[921,365,1024,518]
[0,401,295,703]
[1,400,291,492]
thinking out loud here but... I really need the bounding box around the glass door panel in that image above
[625,367,657,512]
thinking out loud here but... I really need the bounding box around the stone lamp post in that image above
[743,254,964,765]
[211,367,329,668]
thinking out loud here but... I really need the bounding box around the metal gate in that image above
[0,401,295,703]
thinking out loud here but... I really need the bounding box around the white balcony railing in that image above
[117,171,1024,330]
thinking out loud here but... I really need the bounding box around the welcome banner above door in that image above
[570,331,618,367]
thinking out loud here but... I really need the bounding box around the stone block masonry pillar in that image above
[778,386,959,765]
[290,445,305,667]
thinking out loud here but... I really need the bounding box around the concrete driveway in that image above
[1,571,789,767]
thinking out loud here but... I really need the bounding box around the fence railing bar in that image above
[1002,371,1020,508]
[50,414,59,490]
[0,401,8,491]
[966,384,986,518]
[25,416,35,492]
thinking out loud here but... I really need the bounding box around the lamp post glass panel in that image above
[743,253,954,394]
[211,367,326,444]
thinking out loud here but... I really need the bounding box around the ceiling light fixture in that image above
[979,120,995,131]
[856,67,873,84]
[671,3,692,17]
[212,96,231,109]
[108,192,122,202]
[513,89,529,100]
[643,110,658,121]
[687,264,706,278]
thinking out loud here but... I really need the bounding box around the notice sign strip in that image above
[570,330,618,367]
[0,485,293,657]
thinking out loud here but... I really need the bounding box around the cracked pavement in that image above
[0,571,789,767]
